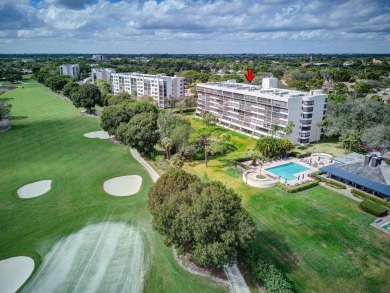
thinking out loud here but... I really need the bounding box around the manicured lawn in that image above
[0,77,226,293]
[184,116,390,293]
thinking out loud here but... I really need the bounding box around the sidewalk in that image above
[319,182,362,202]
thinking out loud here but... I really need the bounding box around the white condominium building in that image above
[59,64,80,78]
[195,78,327,144]
[92,54,105,60]
[111,73,184,108]
[91,68,115,83]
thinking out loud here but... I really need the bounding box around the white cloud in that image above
[0,0,388,53]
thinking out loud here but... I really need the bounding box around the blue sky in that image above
[0,0,389,54]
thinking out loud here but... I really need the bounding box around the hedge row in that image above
[276,180,319,193]
[351,189,390,209]
[359,200,388,217]
[249,258,294,293]
[310,172,346,189]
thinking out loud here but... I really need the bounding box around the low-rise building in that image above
[111,73,184,108]
[320,153,390,199]
[195,78,327,144]
[91,68,115,83]
[60,64,80,78]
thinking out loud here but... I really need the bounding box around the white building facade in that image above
[111,73,184,108]
[91,68,115,83]
[60,64,80,78]
[195,78,327,144]
[92,54,105,60]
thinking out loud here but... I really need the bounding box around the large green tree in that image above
[70,83,102,113]
[148,170,256,268]
[116,112,160,155]
[101,100,158,135]
[62,81,79,98]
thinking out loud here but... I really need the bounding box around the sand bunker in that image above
[103,175,142,196]
[0,256,34,293]
[23,223,145,293]
[17,180,52,198]
[83,130,112,139]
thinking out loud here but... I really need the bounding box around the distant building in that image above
[60,64,80,78]
[111,73,184,108]
[320,153,390,199]
[91,68,115,83]
[134,57,149,63]
[92,55,105,61]
[195,78,328,144]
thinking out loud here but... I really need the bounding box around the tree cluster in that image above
[322,96,390,154]
[101,99,159,155]
[148,170,256,268]
[255,136,295,159]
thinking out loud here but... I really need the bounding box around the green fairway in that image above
[0,77,226,293]
[184,117,390,293]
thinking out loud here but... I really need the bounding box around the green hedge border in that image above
[351,189,390,209]
[359,200,388,217]
[310,171,346,189]
[275,180,319,193]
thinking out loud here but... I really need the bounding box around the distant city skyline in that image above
[1,0,389,54]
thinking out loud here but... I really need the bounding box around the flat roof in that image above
[320,163,390,197]
[197,82,325,100]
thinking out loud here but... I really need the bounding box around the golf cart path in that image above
[130,148,250,293]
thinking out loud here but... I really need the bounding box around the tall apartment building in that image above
[195,78,327,144]
[111,73,184,108]
[59,64,80,78]
[91,68,115,83]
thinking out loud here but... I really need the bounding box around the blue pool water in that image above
[265,162,310,181]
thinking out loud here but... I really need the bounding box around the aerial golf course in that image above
[1,77,390,293]
[0,77,225,292]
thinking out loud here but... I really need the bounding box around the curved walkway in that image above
[130,148,251,293]
[130,148,160,183]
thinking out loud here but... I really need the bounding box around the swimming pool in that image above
[265,162,310,181]
[380,221,390,231]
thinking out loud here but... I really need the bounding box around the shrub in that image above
[236,161,251,170]
[352,189,390,209]
[244,257,293,293]
[359,200,388,217]
[0,100,12,119]
[276,180,319,193]
[310,172,346,189]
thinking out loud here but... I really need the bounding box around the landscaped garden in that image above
[0,77,226,292]
[183,117,390,293]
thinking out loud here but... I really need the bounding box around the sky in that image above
[0,0,389,54]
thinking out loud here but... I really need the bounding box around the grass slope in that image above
[0,77,225,293]
[184,118,390,293]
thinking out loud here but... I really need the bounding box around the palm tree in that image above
[160,137,173,159]
[247,149,261,166]
[270,124,281,138]
[284,121,295,138]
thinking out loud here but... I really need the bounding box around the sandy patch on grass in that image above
[0,256,34,293]
[17,180,52,198]
[103,175,142,196]
[23,223,145,293]
[83,130,111,139]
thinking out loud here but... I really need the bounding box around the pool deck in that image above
[370,214,390,236]
[260,155,333,185]
[243,153,334,188]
